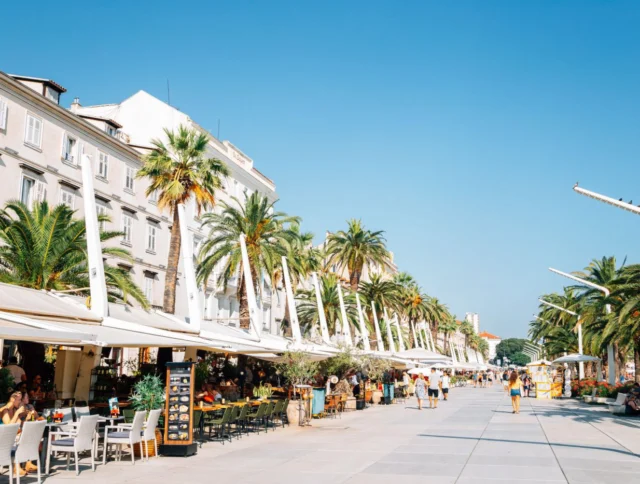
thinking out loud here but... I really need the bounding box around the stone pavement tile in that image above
[458,464,566,482]
[562,467,640,484]
[283,456,377,474]
[551,445,638,462]
[291,449,386,464]
[362,461,464,477]
[346,475,456,484]
[393,442,477,455]
[472,440,556,457]
[466,454,558,467]
[457,479,566,484]
[558,457,640,472]
[378,452,468,465]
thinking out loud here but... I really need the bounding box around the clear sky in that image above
[4,1,640,338]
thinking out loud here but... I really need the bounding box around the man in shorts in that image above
[428,367,441,409]
[441,371,450,401]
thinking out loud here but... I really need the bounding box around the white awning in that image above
[0,311,96,344]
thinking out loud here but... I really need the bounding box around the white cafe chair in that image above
[102,411,146,465]
[13,420,46,484]
[46,415,99,476]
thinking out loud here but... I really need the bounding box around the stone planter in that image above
[286,400,301,426]
[372,390,383,405]
[134,429,162,457]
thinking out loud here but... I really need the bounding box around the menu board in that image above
[163,362,195,450]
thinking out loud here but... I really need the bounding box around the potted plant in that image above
[129,374,165,457]
[361,356,390,405]
[275,351,320,426]
[253,383,273,400]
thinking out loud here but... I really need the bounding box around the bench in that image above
[608,393,628,415]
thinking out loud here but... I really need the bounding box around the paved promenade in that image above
[45,385,640,483]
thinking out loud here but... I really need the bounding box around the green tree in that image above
[137,125,229,314]
[326,219,392,291]
[0,201,147,306]
[296,273,359,339]
[459,321,475,348]
[439,316,459,356]
[197,192,299,329]
[495,338,531,365]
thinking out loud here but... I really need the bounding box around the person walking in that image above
[428,368,441,409]
[441,371,450,401]
[502,370,510,393]
[415,373,426,410]
[508,371,523,414]
[473,372,478,388]
[522,374,531,398]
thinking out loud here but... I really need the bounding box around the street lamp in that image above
[549,267,614,384]
[573,184,640,216]
[538,298,584,379]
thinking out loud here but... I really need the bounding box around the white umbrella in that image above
[408,367,430,375]
[526,359,553,366]
[429,362,454,369]
[552,354,601,364]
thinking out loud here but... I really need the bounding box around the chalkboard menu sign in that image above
[160,362,197,457]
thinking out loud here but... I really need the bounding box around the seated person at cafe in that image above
[1,391,28,424]
[19,392,39,422]
[196,383,222,404]
[29,375,45,401]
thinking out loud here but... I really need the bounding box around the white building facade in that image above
[0,72,283,340]
[465,312,480,334]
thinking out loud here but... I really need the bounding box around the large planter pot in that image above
[134,429,162,457]
[345,396,357,411]
[372,391,383,405]
[286,400,301,426]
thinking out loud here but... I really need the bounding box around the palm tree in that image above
[296,273,359,339]
[607,264,640,383]
[272,227,322,336]
[424,297,450,344]
[326,219,392,290]
[0,200,147,306]
[397,285,428,348]
[137,125,229,315]
[439,317,459,356]
[197,192,299,329]
[459,321,474,349]
[572,256,626,379]
[359,273,401,345]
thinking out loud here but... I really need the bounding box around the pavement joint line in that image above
[530,397,570,483]
[452,389,504,484]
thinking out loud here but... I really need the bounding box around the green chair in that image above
[262,402,275,432]
[123,408,135,424]
[235,404,250,436]
[208,407,232,444]
[228,405,241,440]
[193,410,203,444]
[281,399,290,427]
[246,403,267,434]
[271,400,285,429]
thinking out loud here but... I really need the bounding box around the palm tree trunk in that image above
[444,331,449,356]
[238,271,250,329]
[431,321,439,349]
[408,317,415,348]
[349,269,360,292]
[163,207,181,314]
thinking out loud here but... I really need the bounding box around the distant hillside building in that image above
[478,331,502,359]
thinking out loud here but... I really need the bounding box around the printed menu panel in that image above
[163,362,194,446]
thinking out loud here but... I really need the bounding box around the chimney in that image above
[70,97,81,113]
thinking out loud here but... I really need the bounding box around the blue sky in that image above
[4,1,640,338]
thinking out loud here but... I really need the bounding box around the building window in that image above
[146,222,157,252]
[97,151,109,179]
[45,87,60,105]
[125,165,136,191]
[24,113,43,148]
[122,214,133,243]
[60,188,75,209]
[62,133,77,163]
[149,189,158,203]
[144,275,154,302]
[0,97,7,130]
[20,175,45,206]
[96,204,108,231]
[105,125,117,137]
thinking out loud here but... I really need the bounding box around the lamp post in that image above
[538,298,584,379]
[549,267,614,385]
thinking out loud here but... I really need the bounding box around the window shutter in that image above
[34,118,42,146]
[35,181,46,204]
[62,133,68,159]
[0,99,7,130]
